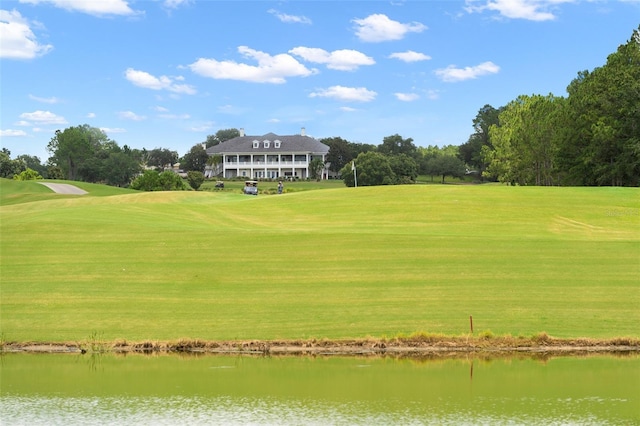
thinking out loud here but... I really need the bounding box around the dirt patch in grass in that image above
[3,334,639,357]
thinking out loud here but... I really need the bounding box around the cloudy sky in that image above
[1,0,638,160]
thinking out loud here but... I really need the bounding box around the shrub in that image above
[130,170,187,191]
[187,171,205,190]
[13,168,43,181]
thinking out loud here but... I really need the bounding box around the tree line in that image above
[3,27,636,188]
[459,26,639,187]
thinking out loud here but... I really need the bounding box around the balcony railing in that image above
[225,161,308,167]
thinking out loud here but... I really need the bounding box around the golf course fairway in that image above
[1,179,638,344]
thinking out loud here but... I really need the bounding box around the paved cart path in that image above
[38,182,88,195]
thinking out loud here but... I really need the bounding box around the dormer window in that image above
[263,140,270,148]
[274,140,281,148]
[252,140,259,149]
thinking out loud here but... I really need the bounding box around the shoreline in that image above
[3,335,640,357]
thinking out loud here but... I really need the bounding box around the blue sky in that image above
[1,0,639,160]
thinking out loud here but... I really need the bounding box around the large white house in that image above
[205,128,330,180]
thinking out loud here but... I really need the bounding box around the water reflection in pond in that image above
[1,352,638,425]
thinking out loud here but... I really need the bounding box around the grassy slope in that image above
[0,179,137,206]
[1,179,638,342]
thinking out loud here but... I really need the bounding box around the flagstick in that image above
[352,161,358,188]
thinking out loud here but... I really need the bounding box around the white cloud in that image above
[125,68,196,94]
[86,112,96,118]
[465,0,574,21]
[153,106,169,112]
[100,127,126,134]
[19,0,139,17]
[267,118,281,123]
[19,110,67,124]
[189,122,213,132]
[163,0,191,9]
[435,61,500,82]
[29,94,60,103]
[189,46,315,84]
[389,50,431,62]
[0,9,53,59]
[0,129,28,137]
[118,111,146,121]
[310,86,377,102]
[268,9,312,24]
[340,106,358,112]
[289,47,375,71]
[352,14,426,42]
[426,89,441,100]
[395,92,420,101]
[158,113,190,120]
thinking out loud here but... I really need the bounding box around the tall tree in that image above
[0,149,25,178]
[485,94,563,186]
[559,26,640,186]
[181,144,208,173]
[458,104,502,180]
[103,152,141,187]
[15,155,46,177]
[205,128,240,147]
[47,125,109,181]
[321,137,353,173]
[424,155,466,184]
[147,148,178,170]
[378,134,417,159]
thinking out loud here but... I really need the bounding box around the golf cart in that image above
[243,180,258,195]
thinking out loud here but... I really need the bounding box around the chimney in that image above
[301,127,306,136]
[239,128,245,137]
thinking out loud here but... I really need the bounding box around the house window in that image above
[274,140,281,148]
[263,140,270,148]
[252,140,259,149]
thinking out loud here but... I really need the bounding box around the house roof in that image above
[206,132,329,155]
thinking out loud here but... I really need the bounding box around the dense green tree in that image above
[485,94,563,185]
[340,151,394,187]
[103,152,141,187]
[204,128,241,148]
[558,26,640,186]
[378,134,417,159]
[15,155,46,177]
[187,171,205,190]
[321,137,353,173]
[181,144,208,173]
[458,104,502,180]
[0,150,25,178]
[350,141,377,158]
[388,153,418,184]
[46,166,64,180]
[47,125,110,181]
[424,155,466,183]
[147,148,178,170]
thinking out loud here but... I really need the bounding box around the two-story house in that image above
[205,128,330,180]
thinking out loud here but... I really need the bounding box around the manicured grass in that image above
[0,179,137,206]
[199,178,345,194]
[1,179,638,342]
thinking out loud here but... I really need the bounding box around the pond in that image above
[1,352,638,425]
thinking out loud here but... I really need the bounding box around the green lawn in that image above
[1,179,638,342]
